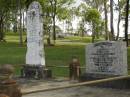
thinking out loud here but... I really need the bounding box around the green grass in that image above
[65,36,104,43]
[0,41,85,76]
[5,32,26,42]
[0,32,130,77]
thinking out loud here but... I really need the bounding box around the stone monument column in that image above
[21,1,46,79]
[26,1,45,66]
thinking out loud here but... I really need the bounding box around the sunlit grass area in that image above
[65,36,104,43]
[0,32,130,77]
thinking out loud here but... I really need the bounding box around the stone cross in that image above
[26,1,45,66]
[85,41,127,76]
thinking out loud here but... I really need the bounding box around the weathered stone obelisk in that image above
[21,1,45,79]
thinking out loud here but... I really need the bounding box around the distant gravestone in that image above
[26,1,45,66]
[85,41,127,76]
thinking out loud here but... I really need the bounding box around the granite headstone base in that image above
[21,65,52,79]
[79,73,130,89]
[79,73,118,81]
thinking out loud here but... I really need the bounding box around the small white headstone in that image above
[26,1,45,66]
[86,41,127,75]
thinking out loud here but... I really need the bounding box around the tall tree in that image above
[104,0,109,40]
[49,0,57,44]
[0,0,14,41]
[76,3,88,37]
[84,0,108,40]
[85,8,102,42]
[58,8,74,34]
[77,19,85,37]
[115,0,126,40]
[18,0,23,46]
[125,0,129,46]
[49,0,74,44]
[110,0,115,40]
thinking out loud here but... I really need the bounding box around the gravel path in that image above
[23,86,130,97]
[19,78,130,97]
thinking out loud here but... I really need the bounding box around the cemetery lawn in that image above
[0,32,130,77]
[0,41,85,77]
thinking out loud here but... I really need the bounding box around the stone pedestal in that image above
[21,65,52,79]
[21,65,45,79]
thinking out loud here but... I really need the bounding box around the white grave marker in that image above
[86,41,127,75]
[26,1,45,66]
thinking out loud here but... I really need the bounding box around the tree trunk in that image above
[92,31,95,43]
[47,30,51,46]
[0,17,4,41]
[125,0,129,46]
[92,23,95,43]
[81,29,84,37]
[52,15,56,44]
[19,0,23,46]
[104,0,108,40]
[81,19,85,37]
[96,31,99,39]
[110,0,115,40]
[50,0,57,45]
[116,0,121,41]
[13,9,18,33]
[22,10,25,32]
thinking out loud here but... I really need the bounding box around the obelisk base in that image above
[21,65,45,79]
